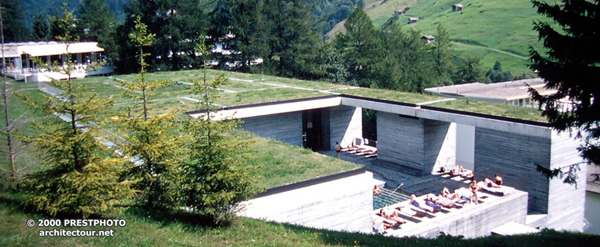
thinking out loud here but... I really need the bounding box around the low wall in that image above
[392,190,529,238]
[236,170,374,233]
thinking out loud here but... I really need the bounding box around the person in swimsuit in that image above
[484,178,501,188]
[469,180,480,204]
[380,206,406,224]
[409,194,436,213]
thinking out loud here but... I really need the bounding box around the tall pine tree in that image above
[334,7,382,87]
[31,14,51,41]
[1,0,29,42]
[19,4,135,217]
[116,17,181,209]
[177,38,259,223]
[77,0,119,61]
[431,24,453,86]
[530,0,600,171]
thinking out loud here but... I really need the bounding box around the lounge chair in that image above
[477,181,515,195]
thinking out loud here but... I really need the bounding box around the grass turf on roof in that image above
[1,77,361,190]
[75,69,546,123]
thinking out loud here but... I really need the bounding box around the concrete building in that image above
[425,78,557,107]
[0,41,113,82]
[188,94,586,237]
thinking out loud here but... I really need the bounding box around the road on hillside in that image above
[452,41,529,60]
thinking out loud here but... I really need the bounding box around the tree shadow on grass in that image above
[126,206,229,231]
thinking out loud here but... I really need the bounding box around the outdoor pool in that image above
[373,187,411,210]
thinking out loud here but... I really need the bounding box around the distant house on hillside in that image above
[408,17,419,24]
[452,4,464,12]
[421,35,435,43]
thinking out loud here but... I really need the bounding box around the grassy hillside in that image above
[329,0,548,74]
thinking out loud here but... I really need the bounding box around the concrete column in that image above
[329,106,362,150]
[474,127,551,213]
[456,124,475,170]
[377,113,450,175]
[434,122,457,170]
[546,130,586,231]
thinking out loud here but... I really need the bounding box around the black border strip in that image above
[419,105,549,127]
[185,94,340,115]
[252,167,367,199]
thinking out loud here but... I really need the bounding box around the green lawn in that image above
[38,68,549,123]
[0,76,361,191]
[239,131,360,189]
[1,194,599,247]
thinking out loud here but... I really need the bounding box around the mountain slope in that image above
[328,0,548,74]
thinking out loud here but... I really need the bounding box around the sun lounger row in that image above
[373,177,516,234]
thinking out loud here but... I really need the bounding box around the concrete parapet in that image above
[236,171,374,233]
[390,190,529,238]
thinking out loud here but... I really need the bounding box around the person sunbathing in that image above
[395,205,419,217]
[447,165,474,178]
[484,178,501,188]
[409,194,436,213]
[426,193,455,208]
[373,217,395,233]
[441,187,460,201]
[380,206,406,224]
[494,174,503,186]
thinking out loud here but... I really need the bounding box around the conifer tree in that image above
[178,38,259,222]
[1,0,28,42]
[77,0,119,61]
[266,0,323,79]
[431,24,453,86]
[31,14,52,41]
[453,56,486,84]
[19,4,135,217]
[116,17,181,209]
[1,0,17,183]
[530,0,600,178]
[334,7,383,87]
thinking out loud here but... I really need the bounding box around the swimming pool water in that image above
[373,187,411,210]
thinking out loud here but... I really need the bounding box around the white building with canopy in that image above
[1,41,113,82]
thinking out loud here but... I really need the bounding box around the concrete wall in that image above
[434,123,457,170]
[456,124,475,170]
[329,106,362,150]
[236,172,374,233]
[546,131,586,231]
[377,113,450,175]
[240,112,302,146]
[474,127,551,213]
[394,191,528,238]
[424,120,452,173]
